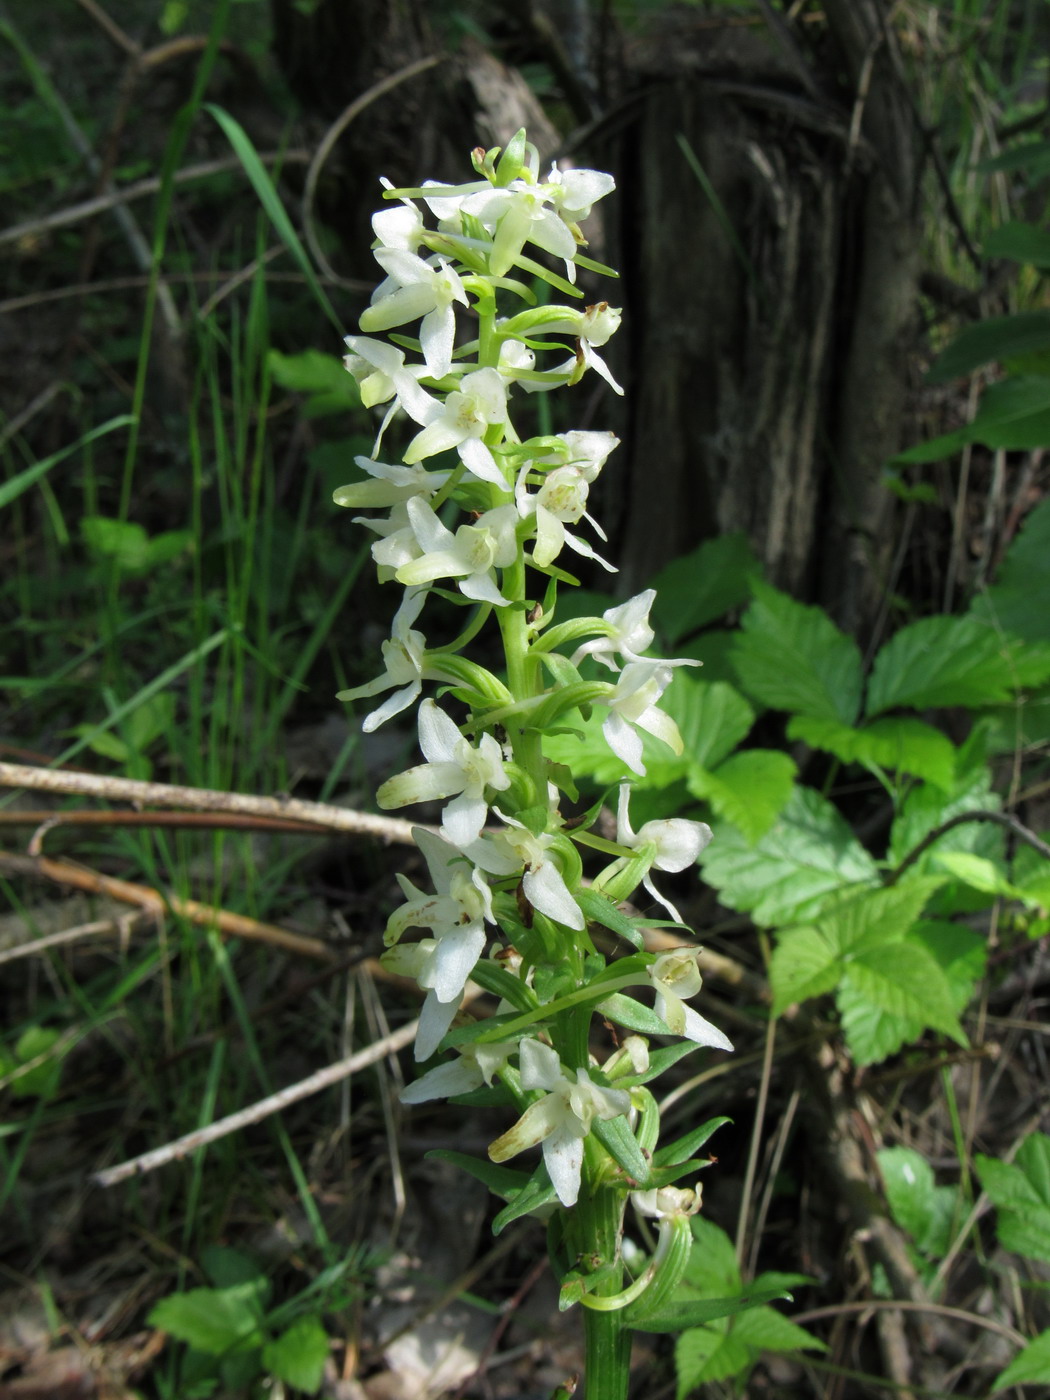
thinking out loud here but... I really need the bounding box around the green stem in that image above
[572,1144,632,1400]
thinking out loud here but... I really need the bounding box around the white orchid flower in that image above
[556,428,620,481]
[615,784,712,925]
[377,699,511,847]
[647,949,733,1051]
[371,197,426,255]
[488,1039,631,1206]
[359,250,468,379]
[382,829,499,1060]
[337,588,436,732]
[514,464,615,572]
[400,1036,518,1105]
[600,662,683,776]
[359,501,424,580]
[333,455,450,511]
[542,163,617,228]
[394,497,518,606]
[544,302,624,394]
[467,812,584,930]
[569,590,702,674]
[343,334,443,456]
[460,182,580,280]
[400,367,509,487]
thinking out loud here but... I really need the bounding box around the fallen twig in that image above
[0,849,337,962]
[0,762,422,844]
[93,1019,419,1187]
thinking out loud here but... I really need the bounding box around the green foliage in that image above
[877,1146,958,1261]
[147,1247,341,1396]
[667,1217,822,1394]
[0,1026,65,1099]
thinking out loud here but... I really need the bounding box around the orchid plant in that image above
[336,131,733,1398]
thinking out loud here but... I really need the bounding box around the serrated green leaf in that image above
[840,941,967,1051]
[911,921,987,1011]
[731,1305,826,1353]
[927,313,1050,382]
[670,677,756,771]
[262,1316,329,1394]
[769,926,841,1014]
[888,767,1003,878]
[993,1329,1050,1391]
[730,583,863,724]
[650,533,761,643]
[836,988,914,1065]
[674,1326,751,1389]
[933,851,1032,905]
[976,1134,1050,1264]
[687,749,797,843]
[787,714,956,790]
[702,785,880,927]
[819,881,942,959]
[973,497,1050,646]
[867,614,1027,715]
[147,1283,266,1354]
[681,1216,741,1296]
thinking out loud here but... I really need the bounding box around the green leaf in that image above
[927,313,1050,383]
[877,1147,956,1258]
[866,614,1026,715]
[147,1282,267,1355]
[200,1246,264,1291]
[427,1150,532,1201]
[888,767,1003,879]
[592,1114,652,1186]
[649,533,761,643]
[687,749,797,843]
[787,714,956,790]
[894,374,1050,462]
[618,1041,705,1088]
[973,497,1050,645]
[976,1133,1050,1264]
[577,888,644,948]
[680,1215,741,1296]
[653,1117,732,1168]
[670,676,756,772]
[730,583,863,724]
[8,1025,63,1099]
[769,925,841,1014]
[840,940,967,1056]
[993,1329,1050,1391]
[491,1165,559,1233]
[262,1316,329,1394]
[267,348,360,417]
[701,785,880,927]
[674,1325,751,1389]
[977,141,1050,177]
[731,1305,826,1353]
[633,1289,790,1334]
[983,221,1050,270]
[597,993,678,1038]
[933,851,1038,907]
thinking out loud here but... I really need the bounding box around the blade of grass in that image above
[0,416,136,510]
[205,104,342,332]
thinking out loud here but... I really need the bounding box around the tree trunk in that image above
[596,2,922,632]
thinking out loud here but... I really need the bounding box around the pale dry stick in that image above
[793,1297,1029,1352]
[93,1019,419,1187]
[74,0,139,56]
[746,1083,801,1282]
[301,53,445,288]
[0,762,422,844]
[0,270,363,317]
[0,913,148,968]
[0,382,66,451]
[0,850,337,963]
[0,153,310,250]
[734,1002,778,1267]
